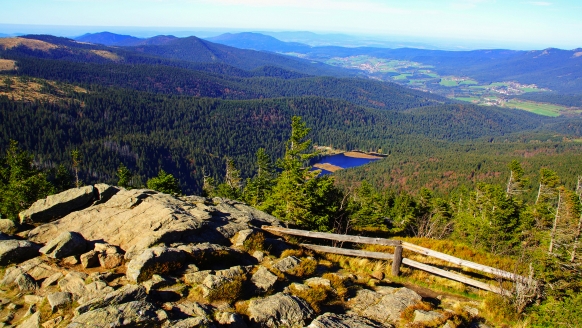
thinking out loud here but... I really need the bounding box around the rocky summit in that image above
[0,186,485,327]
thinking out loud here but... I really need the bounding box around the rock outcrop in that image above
[39,231,87,259]
[0,240,39,265]
[248,292,315,327]
[0,187,492,327]
[126,246,186,283]
[347,287,422,325]
[67,300,167,327]
[27,189,281,260]
[19,186,95,224]
[308,313,387,328]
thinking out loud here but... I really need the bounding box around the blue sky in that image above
[1,0,581,49]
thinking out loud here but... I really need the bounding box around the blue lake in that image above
[313,153,381,175]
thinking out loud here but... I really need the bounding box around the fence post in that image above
[391,245,403,276]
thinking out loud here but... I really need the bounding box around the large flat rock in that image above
[19,186,95,224]
[26,190,281,260]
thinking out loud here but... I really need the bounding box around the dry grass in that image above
[281,248,311,258]
[234,300,250,317]
[321,273,349,300]
[287,257,317,278]
[288,284,331,313]
[0,37,58,51]
[243,232,266,252]
[0,75,87,105]
[205,275,246,304]
[0,59,16,71]
[481,294,520,325]
[90,50,122,62]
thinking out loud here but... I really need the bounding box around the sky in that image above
[1,0,581,50]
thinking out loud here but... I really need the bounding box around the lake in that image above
[312,153,382,175]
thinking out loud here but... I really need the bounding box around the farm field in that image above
[316,55,580,116]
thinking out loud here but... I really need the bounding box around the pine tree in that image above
[243,148,275,207]
[52,164,74,192]
[261,116,343,231]
[506,160,527,197]
[71,149,82,188]
[0,140,54,220]
[215,157,242,200]
[116,163,133,189]
[147,170,182,196]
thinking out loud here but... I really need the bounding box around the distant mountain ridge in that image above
[206,32,582,93]
[75,32,177,46]
[206,32,312,53]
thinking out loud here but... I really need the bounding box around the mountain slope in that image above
[126,36,352,76]
[1,38,446,110]
[0,77,569,194]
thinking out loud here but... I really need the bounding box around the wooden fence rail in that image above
[301,244,505,294]
[262,226,526,295]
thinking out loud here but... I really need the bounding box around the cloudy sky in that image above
[1,0,581,49]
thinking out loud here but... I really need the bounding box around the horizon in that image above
[1,0,581,51]
[0,24,579,52]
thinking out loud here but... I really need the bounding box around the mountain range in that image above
[0,31,581,194]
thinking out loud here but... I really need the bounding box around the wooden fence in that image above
[262,226,530,295]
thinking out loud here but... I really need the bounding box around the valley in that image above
[287,54,580,117]
[0,29,581,328]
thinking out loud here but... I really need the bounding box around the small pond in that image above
[313,153,381,175]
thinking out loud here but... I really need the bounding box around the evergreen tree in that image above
[116,163,133,189]
[71,149,82,188]
[202,175,216,198]
[243,148,276,207]
[147,170,182,196]
[506,160,527,197]
[215,157,243,200]
[0,140,54,220]
[348,181,385,227]
[52,164,74,192]
[453,183,521,254]
[262,116,344,231]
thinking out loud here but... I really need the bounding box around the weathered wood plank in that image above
[301,243,506,294]
[300,244,394,260]
[262,226,402,246]
[402,258,506,295]
[402,242,527,283]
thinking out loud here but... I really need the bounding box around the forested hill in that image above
[0,38,447,111]
[1,33,581,196]
[0,77,574,194]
